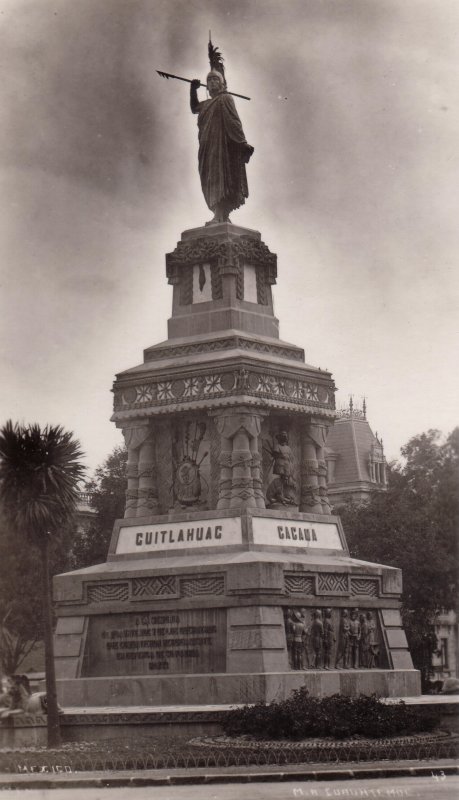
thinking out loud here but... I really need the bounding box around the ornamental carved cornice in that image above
[114,367,335,417]
[166,235,277,285]
[144,336,304,362]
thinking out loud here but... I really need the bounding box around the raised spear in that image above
[156,70,250,101]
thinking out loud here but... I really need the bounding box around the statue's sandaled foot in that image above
[206,200,233,225]
[205,216,232,226]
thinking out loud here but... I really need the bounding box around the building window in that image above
[441,638,449,669]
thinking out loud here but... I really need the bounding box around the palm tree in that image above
[0,421,85,747]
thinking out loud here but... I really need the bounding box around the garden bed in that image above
[0,730,458,774]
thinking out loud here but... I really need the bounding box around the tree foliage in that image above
[339,428,459,687]
[0,420,85,746]
[71,445,127,569]
[0,508,42,673]
[0,421,85,542]
[0,510,74,674]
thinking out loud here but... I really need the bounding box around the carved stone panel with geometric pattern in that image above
[132,576,179,599]
[180,575,225,597]
[316,573,350,595]
[86,583,130,604]
[284,573,315,596]
[350,577,380,597]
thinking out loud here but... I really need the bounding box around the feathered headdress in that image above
[208,37,226,85]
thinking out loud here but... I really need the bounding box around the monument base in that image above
[53,510,420,705]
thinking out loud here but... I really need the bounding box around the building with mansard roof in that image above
[326,398,387,509]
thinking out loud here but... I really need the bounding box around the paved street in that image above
[3,775,458,800]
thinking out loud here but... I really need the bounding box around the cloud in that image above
[0,0,457,468]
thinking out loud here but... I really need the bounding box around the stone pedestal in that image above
[54,223,420,705]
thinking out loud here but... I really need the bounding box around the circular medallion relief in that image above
[172,379,185,398]
[123,387,137,404]
[317,386,329,403]
[220,372,235,392]
[177,461,198,486]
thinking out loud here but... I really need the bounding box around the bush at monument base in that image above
[222,689,440,740]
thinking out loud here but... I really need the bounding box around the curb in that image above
[0,760,457,789]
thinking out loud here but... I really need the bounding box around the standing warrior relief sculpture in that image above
[283,608,381,671]
[335,609,351,669]
[264,430,298,509]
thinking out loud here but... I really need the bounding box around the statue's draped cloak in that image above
[196,92,249,212]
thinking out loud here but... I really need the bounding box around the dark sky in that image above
[0,0,457,470]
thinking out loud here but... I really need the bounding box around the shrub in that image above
[222,688,439,740]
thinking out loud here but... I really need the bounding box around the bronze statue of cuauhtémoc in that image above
[190,41,254,224]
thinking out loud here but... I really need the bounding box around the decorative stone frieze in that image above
[166,235,277,284]
[114,366,335,417]
[87,583,130,603]
[144,336,305,363]
[180,576,225,597]
[350,577,380,597]
[284,573,315,595]
[283,572,381,598]
[84,574,226,603]
[284,607,386,670]
[132,576,178,598]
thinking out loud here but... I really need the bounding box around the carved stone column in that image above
[136,435,159,517]
[315,421,332,514]
[125,449,139,519]
[299,421,322,514]
[211,407,267,510]
[220,262,239,305]
[250,446,265,509]
[318,459,331,514]
[216,425,232,509]
[300,419,331,514]
[122,422,158,518]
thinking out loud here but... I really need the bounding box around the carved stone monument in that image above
[52,44,420,707]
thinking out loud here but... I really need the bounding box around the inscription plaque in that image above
[251,517,343,550]
[83,608,226,676]
[115,517,243,555]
